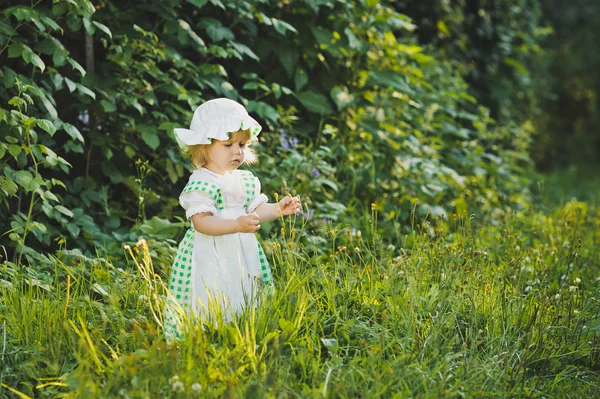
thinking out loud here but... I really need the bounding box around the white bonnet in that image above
[174,98,262,149]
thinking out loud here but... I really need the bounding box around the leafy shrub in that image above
[1,0,535,264]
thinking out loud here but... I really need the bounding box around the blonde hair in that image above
[187,129,257,168]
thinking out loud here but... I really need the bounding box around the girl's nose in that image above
[234,144,242,154]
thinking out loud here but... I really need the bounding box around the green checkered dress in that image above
[164,170,272,340]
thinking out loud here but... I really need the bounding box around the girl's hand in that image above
[278,195,301,217]
[236,212,261,233]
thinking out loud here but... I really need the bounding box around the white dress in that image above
[164,168,272,339]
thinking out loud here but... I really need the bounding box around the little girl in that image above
[164,98,300,340]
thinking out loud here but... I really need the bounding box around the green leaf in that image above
[296,91,333,115]
[437,20,450,36]
[14,170,33,189]
[22,45,45,72]
[257,12,272,26]
[230,41,259,61]
[8,144,21,158]
[139,125,160,150]
[55,205,74,218]
[279,46,298,77]
[68,58,86,76]
[100,100,116,113]
[272,18,297,35]
[7,43,23,59]
[36,119,56,136]
[92,21,112,38]
[63,123,85,143]
[203,19,234,42]
[32,221,47,233]
[66,13,82,31]
[76,83,96,99]
[82,17,95,35]
[295,69,308,91]
[0,176,18,196]
[64,77,77,93]
[187,0,208,8]
[367,69,414,95]
[41,16,61,31]
[246,101,279,124]
[179,19,205,47]
[53,51,67,66]
[344,28,360,50]
[38,93,58,120]
[208,0,225,9]
[504,57,530,77]
[310,26,333,46]
[67,223,80,237]
[42,189,58,202]
[52,2,67,16]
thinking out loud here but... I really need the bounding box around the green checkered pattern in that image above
[238,170,259,207]
[165,173,272,340]
[257,241,272,286]
[181,180,225,210]
[165,226,195,340]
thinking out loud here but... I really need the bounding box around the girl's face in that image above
[205,136,247,174]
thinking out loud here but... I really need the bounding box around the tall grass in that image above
[1,186,600,397]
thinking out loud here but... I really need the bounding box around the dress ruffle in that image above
[247,193,268,213]
[180,190,218,219]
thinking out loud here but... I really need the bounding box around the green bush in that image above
[1,0,534,264]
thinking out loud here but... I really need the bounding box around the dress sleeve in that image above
[179,190,217,219]
[245,174,268,213]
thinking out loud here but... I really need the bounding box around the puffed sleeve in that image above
[245,174,268,213]
[179,190,217,219]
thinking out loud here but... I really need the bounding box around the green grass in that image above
[2,176,600,398]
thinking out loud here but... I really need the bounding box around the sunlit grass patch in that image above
[1,193,600,397]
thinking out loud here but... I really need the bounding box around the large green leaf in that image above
[186,0,208,8]
[139,125,160,150]
[22,44,45,72]
[296,91,334,115]
[367,70,414,95]
[63,123,85,143]
[36,119,56,136]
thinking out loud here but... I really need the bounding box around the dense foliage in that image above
[1,0,536,264]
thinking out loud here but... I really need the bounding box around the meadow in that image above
[1,172,599,398]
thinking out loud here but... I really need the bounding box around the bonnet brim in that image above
[174,98,262,149]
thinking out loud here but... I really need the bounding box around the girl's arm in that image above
[191,212,260,235]
[255,196,301,223]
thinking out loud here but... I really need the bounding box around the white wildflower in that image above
[172,381,184,393]
[569,285,578,292]
[574,277,581,285]
[191,383,203,394]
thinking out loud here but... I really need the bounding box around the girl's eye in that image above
[224,143,232,147]
[240,143,246,148]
